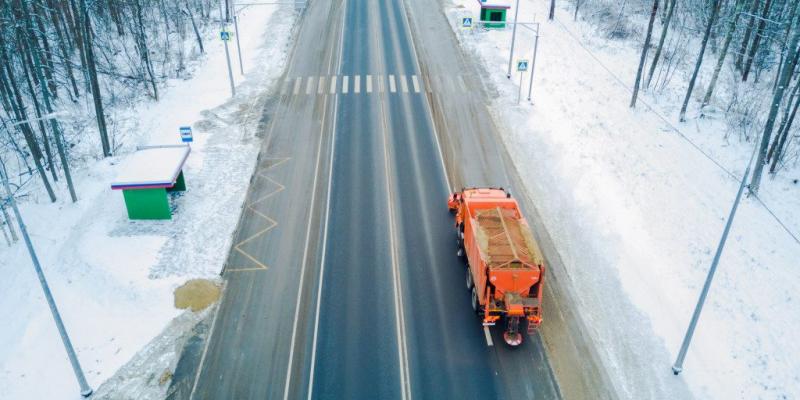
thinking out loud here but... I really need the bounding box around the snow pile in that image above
[0,5,295,399]
[447,0,800,398]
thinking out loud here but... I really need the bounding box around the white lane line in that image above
[378,75,385,93]
[366,74,373,93]
[484,326,494,347]
[458,75,468,93]
[293,77,301,95]
[377,93,411,400]
[354,75,361,93]
[306,76,316,95]
[330,75,338,94]
[342,75,349,94]
[188,297,222,399]
[318,76,326,95]
[412,75,421,93]
[389,74,396,93]
[400,75,409,93]
[306,2,346,399]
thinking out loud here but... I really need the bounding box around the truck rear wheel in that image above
[471,287,479,314]
[466,267,473,290]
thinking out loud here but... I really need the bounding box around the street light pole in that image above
[233,14,245,75]
[507,0,521,79]
[672,164,751,375]
[527,25,540,102]
[0,162,93,397]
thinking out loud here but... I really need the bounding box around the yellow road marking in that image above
[227,157,290,273]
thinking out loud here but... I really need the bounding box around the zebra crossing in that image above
[279,74,473,96]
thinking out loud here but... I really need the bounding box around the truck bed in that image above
[472,207,544,269]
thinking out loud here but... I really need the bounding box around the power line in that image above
[553,17,800,246]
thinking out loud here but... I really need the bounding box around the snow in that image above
[447,0,800,399]
[110,146,190,189]
[0,4,295,399]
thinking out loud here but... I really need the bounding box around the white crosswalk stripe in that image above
[318,76,326,95]
[306,77,315,95]
[412,75,421,93]
[281,74,460,96]
[293,77,301,95]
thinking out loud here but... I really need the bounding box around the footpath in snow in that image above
[0,5,295,399]
[447,0,800,398]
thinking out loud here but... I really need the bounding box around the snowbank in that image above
[446,0,800,398]
[0,5,296,399]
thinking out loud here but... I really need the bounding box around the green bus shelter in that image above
[477,0,511,29]
[111,145,191,220]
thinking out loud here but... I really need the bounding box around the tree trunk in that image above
[768,96,799,173]
[736,0,761,70]
[702,0,747,107]
[645,0,677,88]
[21,3,79,202]
[79,0,112,157]
[133,0,159,100]
[185,1,204,54]
[631,0,660,107]
[549,0,556,20]
[0,46,57,202]
[742,0,773,81]
[679,0,721,121]
[750,19,800,194]
[47,0,81,100]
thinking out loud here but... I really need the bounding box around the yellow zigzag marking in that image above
[227,157,290,272]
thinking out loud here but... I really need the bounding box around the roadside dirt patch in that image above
[174,279,221,312]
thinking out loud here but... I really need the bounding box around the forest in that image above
[571,0,800,193]
[0,0,218,229]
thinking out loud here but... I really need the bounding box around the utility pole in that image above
[0,161,93,397]
[223,0,236,96]
[672,164,751,375]
[507,0,521,79]
[234,14,244,75]
[527,25,540,102]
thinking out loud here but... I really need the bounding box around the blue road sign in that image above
[462,17,473,28]
[180,126,193,143]
[220,31,231,41]
[517,60,529,72]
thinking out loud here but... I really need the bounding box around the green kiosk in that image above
[111,144,190,220]
[478,0,511,29]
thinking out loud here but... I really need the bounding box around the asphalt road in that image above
[186,0,570,399]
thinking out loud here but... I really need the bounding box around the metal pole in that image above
[0,163,93,397]
[672,165,751,375]
[233,14,244,75]
[224,39,236,96]
[517,70,524,104]
[507,0,521,79]
[527,26,540,102]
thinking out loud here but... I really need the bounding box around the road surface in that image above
[182,0,597,398]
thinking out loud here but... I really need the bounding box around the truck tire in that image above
[466,267,473,290]
[471,287,479,314]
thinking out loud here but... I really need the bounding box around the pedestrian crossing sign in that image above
[517,60,529,72]
[220,30,231,41]
[462,17,473,28]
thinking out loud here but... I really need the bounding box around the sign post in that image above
[517,59,529,104]
[221,29,236,96]
[180,126,193,143]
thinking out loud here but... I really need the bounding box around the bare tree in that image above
[702,0,747,107]
[631,0,660,107]
[679,0,722,122]
[646,0,677,88]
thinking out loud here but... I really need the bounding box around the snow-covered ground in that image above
[447,0,800,398]
[0,5,295,399]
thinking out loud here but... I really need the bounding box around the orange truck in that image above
[448,187,545,346]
